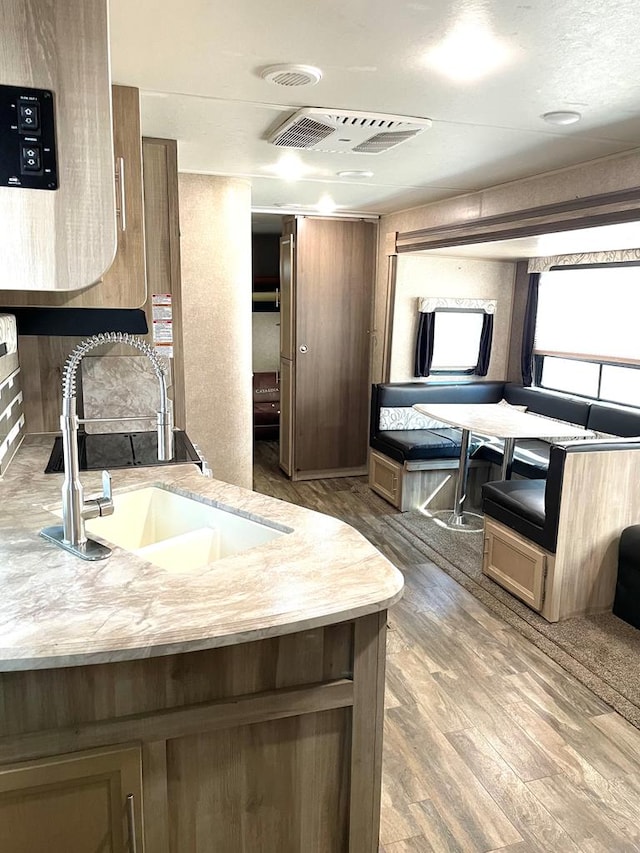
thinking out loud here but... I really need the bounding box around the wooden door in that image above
[279,357,294,475]
[0,745,143,853]
[294,218,375,476]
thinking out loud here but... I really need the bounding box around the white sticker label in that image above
[152,319,173,343]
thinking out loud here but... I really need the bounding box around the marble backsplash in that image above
[81,355,173,434]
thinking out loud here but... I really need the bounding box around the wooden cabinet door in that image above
[369,450,402,508]
[1,85,146,308]
[294,218,375,476]
[279,357,294,476]
[482,518,547,611]
[98,85,147,308]
[0,0,115,292]
[0,745,143,853]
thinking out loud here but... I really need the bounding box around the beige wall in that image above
[390,254,516,382]
[252,313,280,373]
[373,147,640,383]
[179,174,253,489]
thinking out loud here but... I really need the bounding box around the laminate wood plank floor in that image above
[253,442,640,853]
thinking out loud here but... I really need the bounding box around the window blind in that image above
[535,267,640,364]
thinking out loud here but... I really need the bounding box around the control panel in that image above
[0,84,58,190]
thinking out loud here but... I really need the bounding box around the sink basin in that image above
[84,486,285,570]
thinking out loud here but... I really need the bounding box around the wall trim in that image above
[395,185,640,253]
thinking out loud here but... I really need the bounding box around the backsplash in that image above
[82,355,173,434]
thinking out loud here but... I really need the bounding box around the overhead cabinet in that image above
[1,85,146,308]
[0,0,116,291]
[279,216,375,480]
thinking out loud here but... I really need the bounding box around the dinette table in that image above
[412,402,594,530]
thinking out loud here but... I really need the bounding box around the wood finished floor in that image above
[253,442,640,853]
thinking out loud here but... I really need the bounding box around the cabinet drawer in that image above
[482,518,550,611]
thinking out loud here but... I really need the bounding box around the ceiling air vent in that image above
[267,108,432,154]
[260,64,323,87]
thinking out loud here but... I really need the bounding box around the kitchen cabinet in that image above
[15,135,182,434]
[0,616,388,853]
[0,745,143,853]
[1,85,146,309]
[279,216,375,480]
[0,0,115,291]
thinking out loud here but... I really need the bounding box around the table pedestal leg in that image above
[446,429,483,531]
[501,438,516,480]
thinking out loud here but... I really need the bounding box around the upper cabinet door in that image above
[0,86,146,308]
[0,0,116,291]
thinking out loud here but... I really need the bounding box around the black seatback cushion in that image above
[375,381,505,409]
[587,403,640,438]
[504,384,590,427]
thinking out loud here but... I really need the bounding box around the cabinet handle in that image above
[126,793,139,853]
[299,345,308,354]
[115,156,127,232]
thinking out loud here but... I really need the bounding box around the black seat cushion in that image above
[482,478,555,551]
[371,429,464,463]
[475,439,550,479]
[613,525,640,629]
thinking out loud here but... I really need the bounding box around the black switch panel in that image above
[0,84,58,190]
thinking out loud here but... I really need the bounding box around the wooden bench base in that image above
[368,450,489,512]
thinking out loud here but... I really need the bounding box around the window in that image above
[430,311,484,373]
[415,297,496,378]
[533,266,640,407]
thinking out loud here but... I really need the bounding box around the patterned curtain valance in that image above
[528,248,640,273]
[417,297,497,314]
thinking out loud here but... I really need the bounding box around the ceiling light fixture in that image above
[260,64,323,87]
[316,194,337,215]
[337,170,374,178]
[424,11,512,82]
[268,153,309,182]
[541,110,582,126]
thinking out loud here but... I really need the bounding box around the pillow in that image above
[497,399,527,413]
[379,406,448,431]
[530,414,592,445]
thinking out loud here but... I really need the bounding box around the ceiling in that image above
[108,0,640,219]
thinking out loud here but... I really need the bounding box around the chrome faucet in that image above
[41,332,174,561]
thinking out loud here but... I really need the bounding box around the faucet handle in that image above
[102,470,112,501]
[97,470,114,518]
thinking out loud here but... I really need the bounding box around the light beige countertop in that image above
[0,436,404,672]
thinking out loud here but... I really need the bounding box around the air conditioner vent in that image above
[267,108,432,154]
[273,116,335,149]
[353,129,424,153]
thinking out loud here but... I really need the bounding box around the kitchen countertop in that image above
[0,436,404,672]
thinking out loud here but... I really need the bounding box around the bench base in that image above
[369,450,489,512]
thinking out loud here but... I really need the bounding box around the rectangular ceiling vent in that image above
[267,108,432,154]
